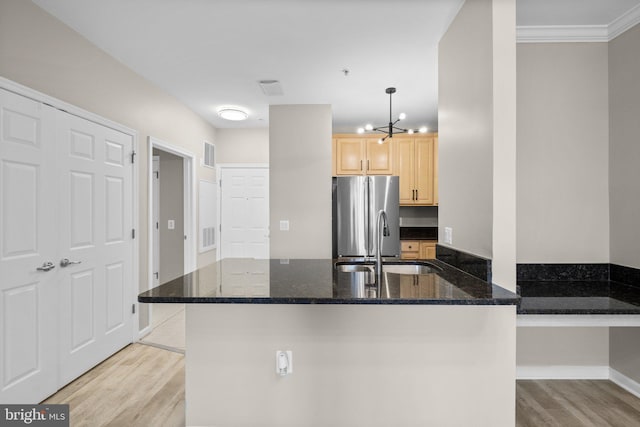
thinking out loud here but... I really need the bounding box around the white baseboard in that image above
[517,365,610,380]
[610,368,640,398]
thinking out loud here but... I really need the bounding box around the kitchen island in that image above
[139,258,519,427]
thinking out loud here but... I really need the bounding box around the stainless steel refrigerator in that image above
[333,176,400,258]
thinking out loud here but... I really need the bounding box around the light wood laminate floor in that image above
[43,344,640,427]
[517,380,640,427]
[43,343,184,427]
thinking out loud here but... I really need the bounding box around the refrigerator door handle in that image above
[364,176,370,255]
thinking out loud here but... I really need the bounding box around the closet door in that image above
[56,112,134,386]
[0,89,58,403]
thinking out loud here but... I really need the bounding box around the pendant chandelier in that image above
[357,87,428,144]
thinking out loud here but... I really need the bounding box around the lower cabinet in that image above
[399,275,437,298]
[400,240,437,260]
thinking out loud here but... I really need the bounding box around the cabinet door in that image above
[433,135,438,205]
[417,275,437,298]
[419,241,436,259]
[414,137,434,205]
[395,138,415,204]
[335,138,364,175]
[365,139,393,175]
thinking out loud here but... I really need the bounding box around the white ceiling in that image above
[32,0,640,133]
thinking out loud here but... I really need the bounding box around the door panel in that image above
[0,89,58,403]
[0,88,134,403]
[57,111,133,386]
[221,168,269,259]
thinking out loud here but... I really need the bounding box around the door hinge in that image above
[156,222,159,230]
[154,171,159,179]
[132,304,136,314]
[131,150,137,163]
[132,228,136,239]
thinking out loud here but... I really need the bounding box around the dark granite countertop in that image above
[518,280,640,314]
[138,258,519,306]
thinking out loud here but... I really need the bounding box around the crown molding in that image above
[516,25,608,43]
[517,4,640,43]
[609,3,640,41]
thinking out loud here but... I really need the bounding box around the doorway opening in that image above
[142,137,195,346]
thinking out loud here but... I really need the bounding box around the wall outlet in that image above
[444,227,453,245]
[168,219,175,230]
[279,220,289,231]
[276,350,293,376]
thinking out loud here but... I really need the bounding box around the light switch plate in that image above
[444,227,453,244]
[279,220,289,231]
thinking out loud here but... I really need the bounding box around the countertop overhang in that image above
[138,258,519,306]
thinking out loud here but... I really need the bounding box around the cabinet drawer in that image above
[401,241,420,252]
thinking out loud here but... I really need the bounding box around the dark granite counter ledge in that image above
[138,258,519,306]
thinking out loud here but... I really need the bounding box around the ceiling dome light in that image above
[357,127,365,134]
[408,129,414,134]
[217,108,248,121]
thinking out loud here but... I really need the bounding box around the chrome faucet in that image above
[375,209,389,283]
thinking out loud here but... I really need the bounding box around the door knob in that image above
[60,258,82,267]
[36,261,55,272]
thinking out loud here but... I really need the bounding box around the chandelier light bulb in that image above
[398,112,406,120]
[357,127,365,134]
[419,126,428,133]
[365,124,373,131]
[408,129,414,134]
[378,138,384,144]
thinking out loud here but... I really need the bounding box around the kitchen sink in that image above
[335,264,374,273]
[334,261,441,275]
[381,263,440,275]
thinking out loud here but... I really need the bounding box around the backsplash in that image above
[436,244,492,283]
[399,205,438,227]
[516,264,609,282]
[517,263,640,288]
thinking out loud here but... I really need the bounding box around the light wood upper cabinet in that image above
[394,135,437,205]
[365,138,393,174]
[334,135,393,175]
[434,134,439,205]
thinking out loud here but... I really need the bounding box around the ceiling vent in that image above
[258,80,284,96]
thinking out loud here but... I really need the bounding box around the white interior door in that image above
[220,167,269,259]
[0,89,58,403]
[56,111,134,386]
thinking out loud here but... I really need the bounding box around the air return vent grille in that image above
[202,227,216,249]
[203,142,215,168]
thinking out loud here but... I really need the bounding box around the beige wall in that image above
[517,43,610,263]
[608,24,640,384]
[0,0,217,329]
[517,328,609,375]
[609,24,640,269]
[269,105,332,258]
[490,0,517,290]
[216,127,269,164]
[438,0,494,259]
[438,0,517,291]
[186,304,516,426]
